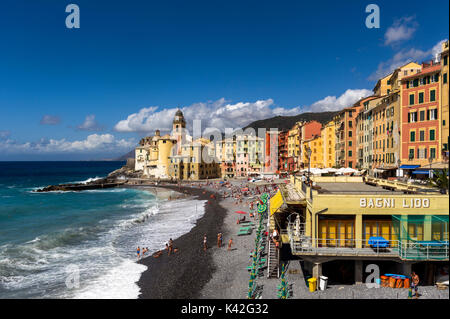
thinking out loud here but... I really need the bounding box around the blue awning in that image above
[400,165,420,169]
[412,170,430,174]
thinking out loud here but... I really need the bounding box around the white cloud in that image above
[384,16,418,46]
[114,90,371,134]
[77,114,103,131]
[40,115,61,125]
[308,89,372,112]
[0,134,135,155]
[369,39,447,81]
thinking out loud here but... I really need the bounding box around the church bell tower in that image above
[172,109,186,155]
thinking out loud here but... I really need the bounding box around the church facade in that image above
[134,110,220,180]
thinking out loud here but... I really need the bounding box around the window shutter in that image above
[408,113,411,123]
[427,110,430,121]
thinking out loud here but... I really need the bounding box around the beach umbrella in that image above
[258,204,267,214]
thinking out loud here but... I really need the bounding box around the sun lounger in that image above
[237,229,252,236]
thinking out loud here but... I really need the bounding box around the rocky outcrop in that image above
[35,164,138,192]
[35,178,127,192]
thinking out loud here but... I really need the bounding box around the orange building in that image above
[401,62,442,166]
[278,130,288,173]
[440,41,449,161]
[299,121,322,168]
[264,130,279,174]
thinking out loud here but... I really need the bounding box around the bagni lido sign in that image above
[360,198,431,208]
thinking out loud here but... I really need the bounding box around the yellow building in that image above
[303,135,323,169]
[168,137,220,180]
[321,120,336,168]
[373,73,393,96]
[215,137,236,178]
[282,176,449,283]
[134,130,176,178]
[287,122,301,162]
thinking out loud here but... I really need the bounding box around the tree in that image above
[429,169,449,193]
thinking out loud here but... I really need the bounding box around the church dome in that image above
[175,109,183,117]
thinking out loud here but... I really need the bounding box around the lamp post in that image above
[428,156,433,179]
[307,147,312,183]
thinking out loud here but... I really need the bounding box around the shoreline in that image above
[135,184,226,299]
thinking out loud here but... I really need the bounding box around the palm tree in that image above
[429,169,449,193]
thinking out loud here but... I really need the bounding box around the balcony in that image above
[286,222,448,260]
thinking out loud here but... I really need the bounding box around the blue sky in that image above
[0,0,448,160]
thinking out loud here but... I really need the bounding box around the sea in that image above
[0,161,205,299]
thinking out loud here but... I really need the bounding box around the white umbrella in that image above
[310,168,323,175]
[343,167,357,173]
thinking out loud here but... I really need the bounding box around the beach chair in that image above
[237,228,252,236]
[239,226,255,232]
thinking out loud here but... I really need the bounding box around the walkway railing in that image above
[398,241,449,260]
[286,223,449,260]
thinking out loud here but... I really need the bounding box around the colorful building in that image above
[287,122,301,172]
[264,130,279,174]
[278,130,289,174]
[168,137,220,180]
[215,137,236,178]
[303,135,323,169]
[335,97,376,168]
[401,61,442,166]
[299,121,322,168]
[440,41,449,161]
[236,135,264,177]
[275,175,450,284]
[373,73,393,96]
[321,120,336,168]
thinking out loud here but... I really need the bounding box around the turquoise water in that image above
[0,162,205,298]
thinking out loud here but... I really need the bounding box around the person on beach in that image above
[203,234,208,251]
[136,246,141,259]
[168,238,174,255]
[228,238,233,251]
[411,272,420,298]
[217,233,222,248]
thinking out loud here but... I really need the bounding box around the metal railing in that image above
[398,241,449,260]
[286,223,449,260]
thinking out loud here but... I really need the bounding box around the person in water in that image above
[203,234,208,251]
[136,246,141,259]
